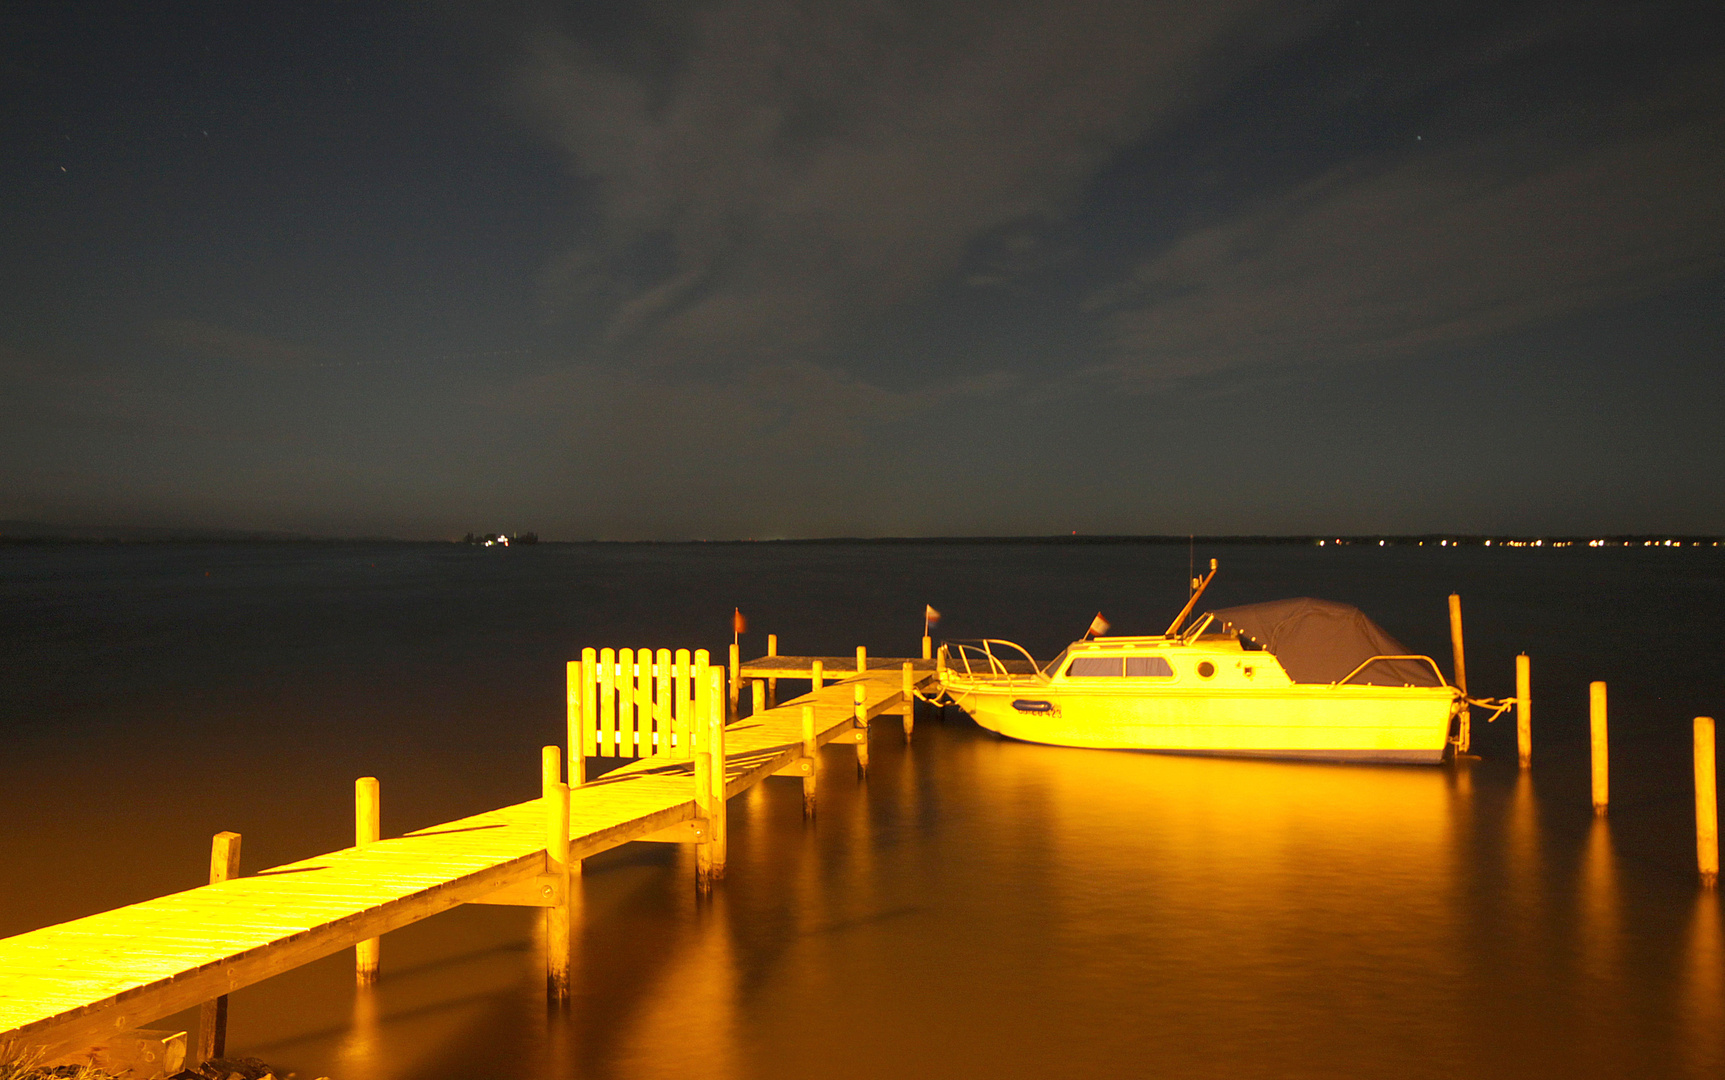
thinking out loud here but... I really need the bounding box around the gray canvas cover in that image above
[1207,598,1445,687]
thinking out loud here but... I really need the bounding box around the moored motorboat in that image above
[937,562,1488,764]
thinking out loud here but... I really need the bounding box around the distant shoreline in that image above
[2,529,1719,548]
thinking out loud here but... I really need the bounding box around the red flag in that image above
[732,607,747,639]
[1087,612,1110,638]
[924,604,941,629]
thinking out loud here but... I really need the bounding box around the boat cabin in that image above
[1043,635,1294,689]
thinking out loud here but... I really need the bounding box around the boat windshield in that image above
[1042,648,1069,675]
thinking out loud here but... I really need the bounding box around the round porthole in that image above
[1197,661,1216,678]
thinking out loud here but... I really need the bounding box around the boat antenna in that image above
[1165,558,1219,637]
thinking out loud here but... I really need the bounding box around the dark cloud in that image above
[512,0,1330,367]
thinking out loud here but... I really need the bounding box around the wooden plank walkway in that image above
[0,660,934,1064]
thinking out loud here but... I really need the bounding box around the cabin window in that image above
[1197,661,1216,678]
[1124,656,1174,677]
[1066,656,1122,677]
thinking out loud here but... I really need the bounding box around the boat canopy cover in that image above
[1207,598,1445,687]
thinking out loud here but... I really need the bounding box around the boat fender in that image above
[1012,699,1057,714]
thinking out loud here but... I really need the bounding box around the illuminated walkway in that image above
[0,658,934,1066]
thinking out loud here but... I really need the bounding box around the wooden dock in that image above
[0,650,935,1072]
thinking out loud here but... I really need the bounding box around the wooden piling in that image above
[708,670,728,882]
[1448,594,1470,754]
[542,746,571,1004]
[729,642,741,720]
[196,832,241,1063]
[856,645,867,678]
[694,748,713,892]
[354,778,381,985]
[766,634,778,708]
[854,683,870,776]
[1515,653,1532,769]
[567,660,586,785]
[696,670,728,894]
[1697,716,1719,888]
[801,704,818,819]
[1590,681,1609,815]
[811,659,824,696]
[752,679,766,718]
[922,635,932,661]
[902,661,915,740]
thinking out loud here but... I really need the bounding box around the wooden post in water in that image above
[696,669,728,894]
[856,644,867,678]
[811,659,824,696]
[1590,681,1609,815]
[567,660,585,785]
[196,831,242,1063]
[694,746,713,893]
[1696,716,1719,888]
[854,682,870,776]
[766,633,778,708]
[709,670,728,881]
[801,704,818,819]
[729,642,741,720]
[752,679,766,718]
[1448,594,1470,754]
[354,777,381,985]
[1515,653,1532,769]
[542,746,571,1004]
[922,635,932,660]
[902,661,915,741]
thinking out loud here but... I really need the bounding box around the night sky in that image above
[4,2,1722,540]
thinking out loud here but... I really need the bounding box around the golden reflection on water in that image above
[608,892,740,1080]
[71,725,1725,1080]
[1682,894,1724,1073]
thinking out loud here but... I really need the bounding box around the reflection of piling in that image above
[354,778,381,985]
[902,661,915,741]
[1516,653,1532,769]
[542,746,570,1003]
[1448,594,1470,753]
[1696,716,1718,888]
[854,682,870,776]
[197,831,242,1063]
[801,704,818,819]
[1590,682,1609,815]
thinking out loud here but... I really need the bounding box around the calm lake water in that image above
[3,541,1723,1078]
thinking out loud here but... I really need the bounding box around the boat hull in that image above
[949,682,1456,764]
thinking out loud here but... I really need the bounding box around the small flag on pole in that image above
[1086,612,1110,639]
[924,604,941,632]
[733,607,747,643]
